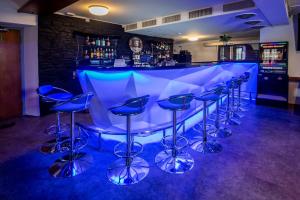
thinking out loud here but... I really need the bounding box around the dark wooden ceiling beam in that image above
[18,0,79,15]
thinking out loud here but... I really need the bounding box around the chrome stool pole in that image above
[48,93,94,178]
[107,95,150,185]
[227,78,241,125]
[155,94,194,174]
[212,95,232,138]
[239,72,251,110]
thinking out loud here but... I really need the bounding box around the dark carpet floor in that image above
[0,104,300,200]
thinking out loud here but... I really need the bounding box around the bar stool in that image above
[227,78,241,125]
[37,85,73,154]
[48,92,94,178]
[205,85,232,138]
[155,93,195,174]
[238,72,251,111]
[107,95,150,185]
[232,75,246,119]
[190,92,222,153]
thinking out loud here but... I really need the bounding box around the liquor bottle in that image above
[101,38,106,47]
[99,48,103,58]
[96,38,100,46]
[84,50,89,59]
[94,48,97,59]
[91,38,96,46]
[90,48,94,59]
[106,37,110,47]
[86,36,90,45]
[105,49,108,58]
[111,49,114,58]
[96,48,100,59]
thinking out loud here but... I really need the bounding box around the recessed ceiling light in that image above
[245,20,262,25]
[88,5,109,16]
[178,32,182,35]
[235,13,256,19]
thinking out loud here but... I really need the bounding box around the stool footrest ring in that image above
[114,142,144,158]
[161,135,189,151]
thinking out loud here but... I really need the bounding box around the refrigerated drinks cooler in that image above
[257,42,289,106]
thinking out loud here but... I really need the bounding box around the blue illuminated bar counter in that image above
[77,62,258,143]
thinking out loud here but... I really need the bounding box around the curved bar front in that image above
[77,62,258,142]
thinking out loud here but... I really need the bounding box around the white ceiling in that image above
[11,0,28,7]
[59,0,240,25]
[129,7,264,40]
[57,0,289,41]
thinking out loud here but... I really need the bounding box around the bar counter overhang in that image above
[77,62,258,144]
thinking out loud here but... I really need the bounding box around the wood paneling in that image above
[18,0,79,15]
[0,30,22,120]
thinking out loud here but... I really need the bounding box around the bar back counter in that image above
[77,62,258,143]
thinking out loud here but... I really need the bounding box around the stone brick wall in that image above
[38,14,173,114]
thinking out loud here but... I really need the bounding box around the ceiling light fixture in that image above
[88,5,109,16]
[188,37,199,42]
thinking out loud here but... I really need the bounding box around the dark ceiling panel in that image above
[18,0,79,15]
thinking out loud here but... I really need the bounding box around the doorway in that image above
[0,29,22,120]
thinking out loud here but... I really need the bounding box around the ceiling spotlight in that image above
[235,13,256,19]
[88,5,109,16]
[245,20,262,25]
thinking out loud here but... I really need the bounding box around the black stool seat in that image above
[110,95,149,116]
[195,93,220,102]
[157,93,193,111]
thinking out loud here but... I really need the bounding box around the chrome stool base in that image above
[190,137,222,153]
[107,157,149,185]
[228,117,241,125]
[40,136,69,154]
[155,149,194,174]
[216,127,232,138]
[49,152,93,178]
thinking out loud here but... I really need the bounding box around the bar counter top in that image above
[77,61,257,71]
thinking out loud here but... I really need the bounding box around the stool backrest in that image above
[69,92,94,111]
[168,93,194,105]
[37,85,53,96]
[37,85,72,102]
[124,95,150,109]
[211,85,224,96]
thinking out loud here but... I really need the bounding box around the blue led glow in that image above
[83,70,134,80]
